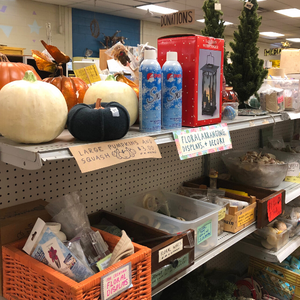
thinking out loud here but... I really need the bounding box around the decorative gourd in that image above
[43,76,89,111]
[0,71,68,144]
[67,98,130,142]
[83,81,138,126]
[0,52,41,90]
[114,73,139,99]
[32,40,89,111]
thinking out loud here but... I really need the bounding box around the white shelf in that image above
[233,235,300,264]
[273,180,300,204]
[152,222,257,296]
[0,113,293,170]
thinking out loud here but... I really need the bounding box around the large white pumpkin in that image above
[83,81,138,126]
[0,71,68,144]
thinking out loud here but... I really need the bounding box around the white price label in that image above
[287,162,300,177]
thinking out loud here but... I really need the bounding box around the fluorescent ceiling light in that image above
[260,32,285,37]
[274,8,300,17]
[287,38,300,43]
[197,19,233,25]
[136,5,177,14]
[257,0,266,2]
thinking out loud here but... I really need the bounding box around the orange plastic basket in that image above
[2,228,152,300]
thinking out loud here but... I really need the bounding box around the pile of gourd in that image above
[0,43,139,144]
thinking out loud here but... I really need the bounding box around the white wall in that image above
[0,0,71,56]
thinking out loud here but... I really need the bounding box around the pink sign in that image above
[101,262,132,300]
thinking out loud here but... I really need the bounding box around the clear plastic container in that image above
[264,79,299,111]
[252,219,292,251]
[222,102,238,120]
[122,189,220,258]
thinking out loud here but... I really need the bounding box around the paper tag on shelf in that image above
[237,208,255,227]
[69,136,162,173]
[158,239,183,263]
[267,193,283,222]
[218,207,226,221]
[249,121,255,127]
[215,3,221,10]
[101,262,132,300]
[262,119,269,124]
[197,220,212,245]
[285,175,300,183]
[287,162,300,177]
[173,123,232,160]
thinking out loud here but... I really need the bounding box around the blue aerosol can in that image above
[161,51,182,130]
[139,49,161,133]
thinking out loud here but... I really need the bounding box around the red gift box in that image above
[158,34,224,127]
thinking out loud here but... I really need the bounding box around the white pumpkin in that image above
[83,81,138,126]
[0,71,68,144]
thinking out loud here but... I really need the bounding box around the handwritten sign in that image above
[197,220,212,245]
[152,253,190,288]
[267,194,283,222]
[287,162,300,177]
[218,207,226,221]
[74,65,101,85]
[161,9,195,28]
[69,136,162,173]
[101,262,132,300]
[173,123,232,160]
[158,239,183,263]
[237,208,255,227]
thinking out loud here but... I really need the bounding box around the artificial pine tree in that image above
[226,0,268,107]
[201,0,229,82]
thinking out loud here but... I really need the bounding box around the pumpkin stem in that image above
[95,98,104,110]
[23,71,38,83]
[58,65,63,76]
[0,52,9,62]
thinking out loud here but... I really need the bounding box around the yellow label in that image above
[219,188,248,197]
[285,175,300,183]
[237,208,255,227]
[218,207,226,221]
[74,65,101,85]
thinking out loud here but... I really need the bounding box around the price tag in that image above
[197,220,212,245]
[218,207,226,221]
[267,194,283,222]
[215,3,221,10]
[287,162,300,177]
[249,121,255,127]
[101,262,132,300]
[262,119,269,125]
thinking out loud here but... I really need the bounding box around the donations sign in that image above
[161,9,195,28]
[173,123,232,160]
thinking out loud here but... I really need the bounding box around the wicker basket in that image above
[2,228,152,300]
[249,256,300,300]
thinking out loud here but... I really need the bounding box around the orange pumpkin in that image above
[43,76,88,111]
[0,53,41,90]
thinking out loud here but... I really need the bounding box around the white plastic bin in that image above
[123,189,220,258]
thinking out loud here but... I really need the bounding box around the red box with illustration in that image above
[158,34,224,127]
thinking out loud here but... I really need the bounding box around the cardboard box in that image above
[89,210,194,290]
[183,177,285,230]
[280,49,300,75]
[158,34,224,127]
[0,199,51,295]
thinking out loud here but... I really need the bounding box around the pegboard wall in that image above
[0,142,203,214]
[210,120,294,173]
